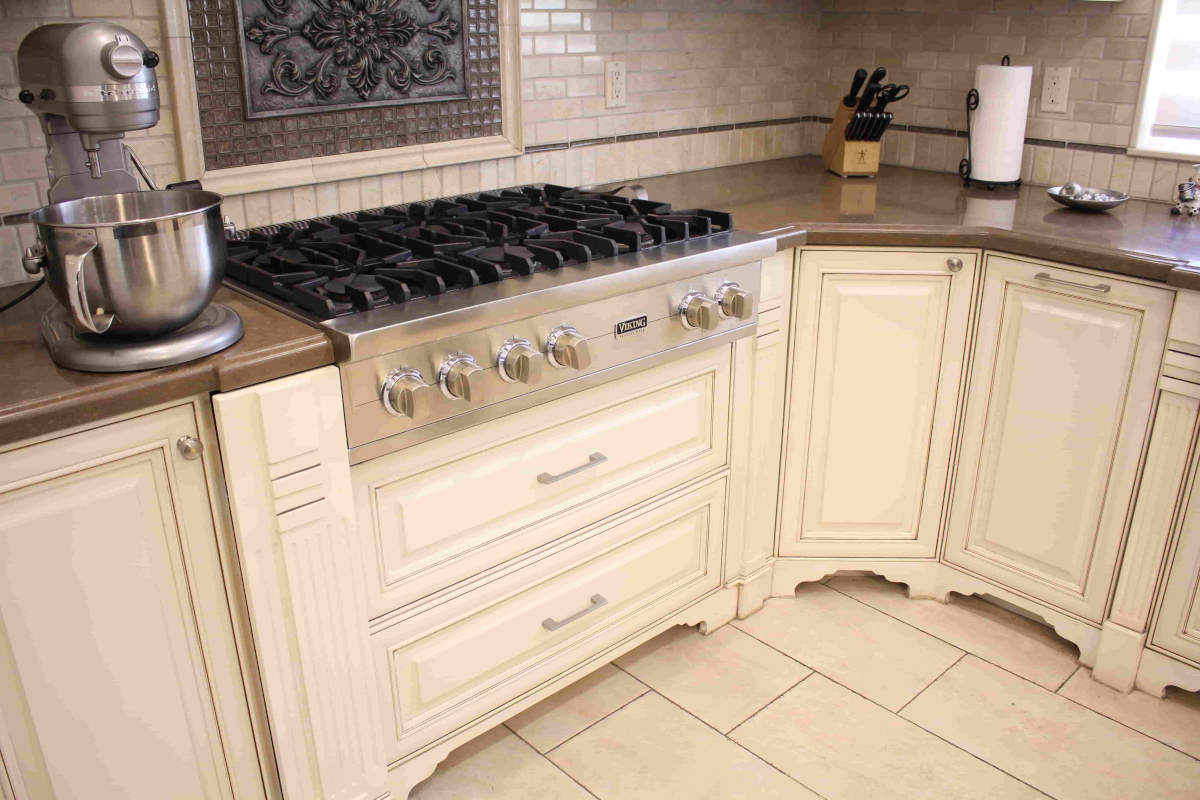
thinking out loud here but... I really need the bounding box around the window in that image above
[1133,0,1200,158]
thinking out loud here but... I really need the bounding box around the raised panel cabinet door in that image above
[0,405,256,800]
[945,254,1173,622]
[779,249,977,558]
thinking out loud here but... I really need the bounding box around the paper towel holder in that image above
[959,55,1023,191]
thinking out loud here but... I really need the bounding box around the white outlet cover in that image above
[605,61,626,109]
[1041,66,1070,113]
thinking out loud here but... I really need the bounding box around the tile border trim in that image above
[527,114,1127,159]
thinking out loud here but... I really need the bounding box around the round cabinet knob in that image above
[176,435,203,460]
[497,338,545,384]
[946,256,964,273]
[381,367,433,420]
[546,326,592,370]
[679,292,719,331]
[103,39,146,79]
[714,282,754,320]
[439,354,487,401]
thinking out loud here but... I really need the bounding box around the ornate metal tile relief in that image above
[186,0,501,171]
[240,0,466,117]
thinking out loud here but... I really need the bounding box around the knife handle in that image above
[869,67,887,85]
[855,82,881,113]
[843,68,868,107]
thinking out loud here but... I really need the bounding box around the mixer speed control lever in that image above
[714,282,754,320]
[546,326,592,370]
[679,292,719,331]
[497,338,545,385]
[439,353,489,402]
[381,368,433,421]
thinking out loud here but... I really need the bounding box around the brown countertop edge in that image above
[0,287,334,448]
[770,223,1200,290]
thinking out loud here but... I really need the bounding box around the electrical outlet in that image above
[605,61,626,109]
[1041,66,1070,113]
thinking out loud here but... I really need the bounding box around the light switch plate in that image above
[1041,66,1070,113]
[605,61,626,108]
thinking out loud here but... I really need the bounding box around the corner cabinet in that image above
[0,402,269,800]
[778,248,977,559]
[943,253,1172,623]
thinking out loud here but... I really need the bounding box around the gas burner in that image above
[223,183,736,321]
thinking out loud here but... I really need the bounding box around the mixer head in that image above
[17,22,160,200]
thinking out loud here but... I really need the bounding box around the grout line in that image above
[619,675,833,800]
[1055,665,1082,694]
[816,583,1200,762]
[725,670,815,737]
[730,626,1055,799]
[540,680,650,757]
[898,652,966,715]
[820,581,1081,692]
[506,723,601,799]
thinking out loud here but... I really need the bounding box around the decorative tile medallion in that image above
[186,0,501,171]
[239,0,467,117]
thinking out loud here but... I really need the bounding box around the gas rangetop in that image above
[223,183,773,364]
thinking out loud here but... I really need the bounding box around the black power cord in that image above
[0,277,45,313]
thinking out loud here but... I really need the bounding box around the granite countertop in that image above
[620,156,1200,289]
[0,286,333,447]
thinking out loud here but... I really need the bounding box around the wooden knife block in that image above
[822,102,880,178]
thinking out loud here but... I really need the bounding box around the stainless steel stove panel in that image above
[341,259,762,454]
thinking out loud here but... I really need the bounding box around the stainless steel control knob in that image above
[679,292,719,331]
[381,368,433,420]
[439,354,487,401]
[546,326,592,370]
[497,338,545,384]
[714,282,754,320]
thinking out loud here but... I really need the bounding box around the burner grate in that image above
[224,184,734,320]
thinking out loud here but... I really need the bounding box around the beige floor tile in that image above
[549,692,817,799]
[733,582,963,710]
[410,725,591,799]
[614,624,811,732]
[827,575,1079,690]
[1059,667,1200,758]
[730,673,1044,799]
[902,656,1200,800]
[505,664,647,753]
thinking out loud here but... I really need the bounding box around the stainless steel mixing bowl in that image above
[28,189,225,338]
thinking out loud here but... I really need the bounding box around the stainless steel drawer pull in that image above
[537,452,607,484]
[542,594,608,631]
[1034,272,1111,293]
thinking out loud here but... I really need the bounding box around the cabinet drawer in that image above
[353,346,731,617]
[372,477,726,758]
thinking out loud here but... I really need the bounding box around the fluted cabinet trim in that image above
[213,368,386,800]
[1109,384,1200,630]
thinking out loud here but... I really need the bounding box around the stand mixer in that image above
[17,21,243,373]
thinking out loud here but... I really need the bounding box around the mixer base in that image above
[41,303,244,372]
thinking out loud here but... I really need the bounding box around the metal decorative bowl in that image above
[1046,185,1129,212]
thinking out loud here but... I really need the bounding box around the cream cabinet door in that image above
[0,405,262,800]
[778,248,977,558]
[945,254,1173,622]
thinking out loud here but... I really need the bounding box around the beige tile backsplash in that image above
[0,0,1193,285]
[814,0,1196,201]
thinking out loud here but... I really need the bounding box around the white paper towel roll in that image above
[968,64,1032,184]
